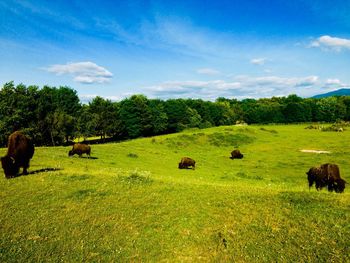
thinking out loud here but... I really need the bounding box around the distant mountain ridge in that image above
[312,88,350,98]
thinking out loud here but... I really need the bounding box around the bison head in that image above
[1,156,19,178]
[178,163,183,169]
[306,167,317,188]
[68,150,74,157]
[334,178,346,193]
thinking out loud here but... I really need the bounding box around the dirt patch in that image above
[300,149,331,154]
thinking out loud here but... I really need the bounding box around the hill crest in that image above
[312,88,350,98]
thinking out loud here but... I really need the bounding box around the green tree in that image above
[88,97,118,139]
[45,110,75,146]
[36,85,80,145]
[315,97,344,122]
[0,82,39,145]
[241,99,260,123]
[55,86,81,116]
[77,105,95,140]
[283,102,312,123]
[119,95,153,138]
[339,96,350,121]
[215,100,237,125]
[163,99,202,132]
[148,99,168,135]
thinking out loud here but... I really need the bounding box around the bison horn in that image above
[10,156,15,164]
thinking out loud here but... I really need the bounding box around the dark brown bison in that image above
[1,131,35,178]
[230,149,243,159]
[306,163,346,193]
[68,143,91,157]
[178,157,196,169]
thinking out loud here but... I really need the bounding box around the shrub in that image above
[127,153,139,158]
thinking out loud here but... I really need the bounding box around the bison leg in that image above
[22,166,29,175]
[315,181,321,191]
[327,182,334,192]
[327,178,335,192]
[22,161,30,175]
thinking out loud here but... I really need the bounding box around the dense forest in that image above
[1,81,350,146]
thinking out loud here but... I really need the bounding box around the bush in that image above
[127,153,138,158]
[120,169,153,185]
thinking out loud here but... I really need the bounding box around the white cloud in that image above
[250,58,266,65]
[234,75,318,88]
[196,68,221,75]
[144,75,321,100]
[79,94,98,103]
[311,35,350,51]
[79,93,131,104]
[326,78,341,85]
[325,78,348,87]
[46,61,113,84]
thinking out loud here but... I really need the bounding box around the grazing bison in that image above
[1,131,35,178]
[230,149,243,159]
[306,163,346,193]
[178,157,196,170]
[68,143,91,157]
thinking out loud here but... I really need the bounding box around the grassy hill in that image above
[312,88,350,98]
[1,125,349,262]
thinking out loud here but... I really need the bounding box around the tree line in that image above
[1,81,350,146]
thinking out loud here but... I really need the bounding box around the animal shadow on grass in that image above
[10,168,62,178]
[178,166,195,170]
[278,191,341,210]
[74,156,99,159]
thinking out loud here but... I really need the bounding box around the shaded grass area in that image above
[161,129,256,148]
[0,124,350,261]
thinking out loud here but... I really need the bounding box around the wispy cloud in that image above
[196,68,221,75]
[325,78,348,87]
[144,75,321,100]
[46,61,113,84]
[95,17,240,59]
[311,35,350,51]
[2,0,87,33]
[145,80,240,100]
[250,58,266,65]
[233,75,319,88]
[326,78,341,85]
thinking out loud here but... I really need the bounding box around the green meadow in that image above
[0,124,349,262]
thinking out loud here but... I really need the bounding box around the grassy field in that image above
[0,124,349,262]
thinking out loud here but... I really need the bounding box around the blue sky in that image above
[1,0,350,101]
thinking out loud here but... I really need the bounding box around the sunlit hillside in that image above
[1,124,349,262]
